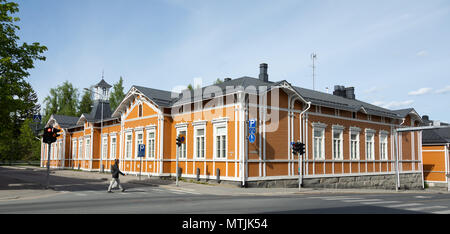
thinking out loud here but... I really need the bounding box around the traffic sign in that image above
[33,114,42,123]
[249,134,256,143]
[137,144,145,157]
[249,119,256,128]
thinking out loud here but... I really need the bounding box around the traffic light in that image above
[176,136,182,147]
[43,126,61,144]
[291,142,305,156]
[43,127,53,144]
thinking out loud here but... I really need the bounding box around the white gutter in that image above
[298,101,312,191]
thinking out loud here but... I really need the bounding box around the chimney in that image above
[333,85,355,99]
[259,63,269,82]
[224,78,232,82]
[345,87,355,99]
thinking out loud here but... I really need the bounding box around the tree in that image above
[109,76,125,111]
[214,78,223,85]
[0,0,47,161]
[78,89,93,116]
[43,81,79,123]
[18,118,40,161]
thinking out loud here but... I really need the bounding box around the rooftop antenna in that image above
[102,69,104,80]
[311,53,317,90]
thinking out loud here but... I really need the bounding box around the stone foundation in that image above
[246,173,424,190]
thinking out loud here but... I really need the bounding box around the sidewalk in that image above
[1,166,448,202]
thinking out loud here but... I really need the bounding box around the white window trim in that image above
[312,122,326,160]
[213,122,228,160]
[125,132,133,159]
[110,135,117,159]
[135,130,144,159]
[365,129,376,160]
[101,135,108,160]
[147,128,156,159]
[85,136,91,160]
[72,140,77,160]
[332,125,344,160]
[78,138,83,160]
[193,123,206,159]
[349,127,361,160]
[176,126,188,159]
[379,131,389,160]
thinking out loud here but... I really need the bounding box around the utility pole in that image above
[311,53,317,91]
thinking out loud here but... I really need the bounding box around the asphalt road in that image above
[1,166,450,215]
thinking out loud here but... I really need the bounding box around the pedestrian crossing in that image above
[69,186,202,197]
[308,196,449,214]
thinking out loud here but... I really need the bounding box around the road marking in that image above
[405,206,447,211]
[166,188,201,195]
[343,199,382,203]
[361,201,400,205]
[385,203,423,208]
[74,193,87,196]
[432,210,450,214]
[321,197,365,201]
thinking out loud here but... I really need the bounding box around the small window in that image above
[313,128,325,160]
[352,112,357,119]
[110,136,117,159]
[215,126,227,159]
[147,131,155,158]
[138,104,143,117]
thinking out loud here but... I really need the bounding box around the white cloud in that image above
[416,50,428,57]
[362,86,378,94]
[372,100,414,109]
[435,85,450,94]
[408,87,433,96]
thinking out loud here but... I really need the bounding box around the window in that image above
[214,126,227,159]
[110,136,117,159]
[352,112,357,119]
[350,132,360,160]
[78,139,83,160]
[147,131,155,158]
[195,128,205,159]
[85,137,91,159]
[58,141,63,160]
[72,140,77,160]
[102,136,108,159]
[125,133,132,159]
[135,131,144,158]
[138,104,143,117]
[177,130,187,159]
[365,130,375,160]
[332,126,343,160]
[313,124,325,160]
[380,133,388,160]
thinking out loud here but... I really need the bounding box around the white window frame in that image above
[135,130,144,159]
[379,131,388,160]
[349,127,360,160]
[213,122,227,160]
[194,125,206,159]
[58,140,63,160]
[332,125,344,160]
[101,135,108,160]
[125,132,133,159]
[72,140,77,160]
[85,136,91,160]
[147,129,156,159]
[312,122,326,160]
[176,127,188,159]
[365,129,375,160]
[110,135,117,159]
[78,138,83,160]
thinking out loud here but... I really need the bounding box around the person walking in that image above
[108,159,126,193]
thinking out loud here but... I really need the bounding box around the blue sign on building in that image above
[248,119,257,143]
[137,144,146,157]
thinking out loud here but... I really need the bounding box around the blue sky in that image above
[15,0,450,122]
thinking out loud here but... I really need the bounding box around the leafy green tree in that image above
[43,81,79,123]
[214,78,223,85]
[78,89,93,116]
[109,76,125,111]
[18,118,40,161]
[0,0,47,161]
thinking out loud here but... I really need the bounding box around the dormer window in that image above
[138,104,143,117]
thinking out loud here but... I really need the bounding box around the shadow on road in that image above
[0,166,172,193]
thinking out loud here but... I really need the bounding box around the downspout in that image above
[446,143,450,192]
[395,118,406,191]
[298,101,311,190]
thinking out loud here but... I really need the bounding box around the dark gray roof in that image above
[94,79,112,88]
[51,114,79,128]
[422,127,450,144]
[131,76,407,119]
[133,85,174,107]
[86,100,112,121]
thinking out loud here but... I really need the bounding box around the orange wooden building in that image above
[41,64,424,189]
[422,127,450,189]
